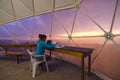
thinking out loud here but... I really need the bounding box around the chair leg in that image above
[30,62,32,72]
[44,56,49,72]
[32,63,36,78]
[45,61,49,72]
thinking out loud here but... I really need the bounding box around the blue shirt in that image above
[35,40,55,55]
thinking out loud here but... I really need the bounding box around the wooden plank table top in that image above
[0,44,37,64]
[54,46,94,80]
[55,46,93,57]
[0,44,36,48]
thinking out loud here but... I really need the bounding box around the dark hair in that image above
[39,34,43,39]
[42,34,47,39]
[41,34,47,41]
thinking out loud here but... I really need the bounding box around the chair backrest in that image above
[26,49,33,55]
[0,47,5,55]
[26,49,45,62]
[26,49,35,62]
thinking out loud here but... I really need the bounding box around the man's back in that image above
[35,40,55,55]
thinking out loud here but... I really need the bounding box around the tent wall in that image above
[0,0,120,80]
[0,0,82,25]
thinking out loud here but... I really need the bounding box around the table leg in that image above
[17,55,19,64]
[49,50,52,60]
[88,54,91,76]
[81,56,84,80]
[5,48,8,54]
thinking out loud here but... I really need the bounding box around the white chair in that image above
[26,49,49,78]
[0,47,5,55]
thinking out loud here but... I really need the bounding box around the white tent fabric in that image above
[0,0,120,80]
[0,0,82,25]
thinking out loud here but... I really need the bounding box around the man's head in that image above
[39,34,43,40]
[42,34,47,41]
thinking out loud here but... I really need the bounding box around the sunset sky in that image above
[0,1,120,79]
[0,0,120,44]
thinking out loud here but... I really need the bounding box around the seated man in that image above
[35,34,55,56]
[35,34,56,71]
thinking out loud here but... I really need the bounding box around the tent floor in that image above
[0,55,102,80]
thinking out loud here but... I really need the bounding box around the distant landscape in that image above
[0,39,36,44]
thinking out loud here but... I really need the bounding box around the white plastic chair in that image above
[0,47,5,55]
[26,49,49,78]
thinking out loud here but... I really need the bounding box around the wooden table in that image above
[54,46,94,80]
[0,44,36,64]
[0,44,36,49]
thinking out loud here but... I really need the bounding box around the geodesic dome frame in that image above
[0,0,120,79]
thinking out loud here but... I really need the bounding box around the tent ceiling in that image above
[0,0,82,26]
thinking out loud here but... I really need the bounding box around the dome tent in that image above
[0,0,81,25]
[0,0,82,43]
[0,0,120,80]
